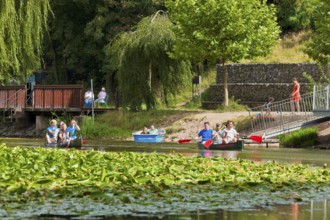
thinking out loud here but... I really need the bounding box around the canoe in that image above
[133,130,165,143]
[197,140,244,151]
[45,136,83,149]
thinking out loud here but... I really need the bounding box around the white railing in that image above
[249,89,325,138]
[313,85,330,111]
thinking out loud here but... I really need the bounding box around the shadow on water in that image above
[2,138,330,219]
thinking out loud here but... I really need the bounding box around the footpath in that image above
[160,111,250,142]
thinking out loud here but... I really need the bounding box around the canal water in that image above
[1,138,330,220]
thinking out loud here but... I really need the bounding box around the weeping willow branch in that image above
[0,0,51,84]
[106,15,192,110]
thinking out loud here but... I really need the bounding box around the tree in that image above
[0,0,51,84]
[267,0,319,32]
[166,0,280,105]
[44,0,165,88]
[106,14,191,110]
[305,0,330,65]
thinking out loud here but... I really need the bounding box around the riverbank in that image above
[0,110,329,148]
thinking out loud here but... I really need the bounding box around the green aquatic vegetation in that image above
[0,143,329,202]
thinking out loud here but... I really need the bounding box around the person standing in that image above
[291,77,301,113]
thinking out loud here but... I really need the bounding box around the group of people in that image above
[259,77,301,117]
[84,87,108,108]
[198,121,239,144]
[140,125,159,135]
[46,119,81,146]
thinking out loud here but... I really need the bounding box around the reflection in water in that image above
[200,150,238,159]
[103,200,330,220]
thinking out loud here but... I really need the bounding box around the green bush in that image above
[278,127,319,148]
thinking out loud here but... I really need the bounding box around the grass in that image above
[242,30,313,63]
[278,127,319,148]
[215,98,248,113]
[81,109,188,139]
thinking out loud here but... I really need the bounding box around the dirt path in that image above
[163,111,249,142]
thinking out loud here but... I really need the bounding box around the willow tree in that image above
[0,0,51,84]
[166,0,280,106]
[106,13,192,110]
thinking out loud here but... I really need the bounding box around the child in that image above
[222,120,239,144]
[46,119,58,144]
[263,97,275,116]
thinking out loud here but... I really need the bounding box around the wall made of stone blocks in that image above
[203,63,328,109]
[216,63,325,84]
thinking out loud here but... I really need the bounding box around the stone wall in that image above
[203,63,325,109]
[216,63,322,84]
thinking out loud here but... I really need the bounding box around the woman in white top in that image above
[222,120,239,144]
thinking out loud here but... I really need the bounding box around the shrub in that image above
[278,127,319,148]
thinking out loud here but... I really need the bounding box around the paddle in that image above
[178,139,191,144]
[250,135,263,143]
[204,139,213,148]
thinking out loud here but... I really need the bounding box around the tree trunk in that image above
[51,40,59,84]
[146,62,152,110]
[222,61,229,106]
[148,62,152,92]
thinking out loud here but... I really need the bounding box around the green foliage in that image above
[106,15,192,110]
[268,0,320,32]
[183,97,202,109]
[303,72,316,93]
[278,127,319,148]
[0,0,51,84]
[216,98,248,113]
[1,143,330,204]
[44,0,164,87]
[166,0,280,105]
[243,31,313,63]
[81,110,181,139]
[166,0,280,63]
[303,64,330,93]
[305,0,330,65]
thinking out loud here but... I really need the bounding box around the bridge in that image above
[0,85,114,131]
[249,85,330,138]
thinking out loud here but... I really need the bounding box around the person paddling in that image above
[197,122,213,144]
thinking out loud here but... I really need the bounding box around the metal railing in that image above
[313,85,330,111]
[0,89,26,122]
[249,88,326,138]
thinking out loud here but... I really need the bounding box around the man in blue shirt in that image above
[197,122,213,143]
